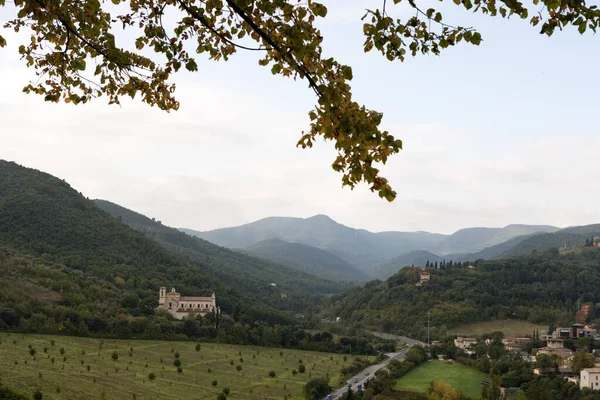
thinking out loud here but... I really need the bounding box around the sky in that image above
[1,0,599,234]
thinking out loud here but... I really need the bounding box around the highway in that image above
[326,332,424,399]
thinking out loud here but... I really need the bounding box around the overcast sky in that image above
[1,1,599,234]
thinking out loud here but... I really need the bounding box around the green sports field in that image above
[393,360,487,398]
[0,333,351,400]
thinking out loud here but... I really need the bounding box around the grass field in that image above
[448,320,548,338]
[0,333,353,400]
[393,360,487,399]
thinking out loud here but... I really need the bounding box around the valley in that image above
[4,159,600,400]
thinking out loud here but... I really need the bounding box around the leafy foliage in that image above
[4,1,598,199]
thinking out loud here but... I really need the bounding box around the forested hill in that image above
[242,238,370,284]
[0,160,326,337]
[322,247,600,341]
[94,199,349,296]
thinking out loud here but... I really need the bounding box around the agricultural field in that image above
[448,320,548,338]
[0,333,353,400]
[393,360,487,399]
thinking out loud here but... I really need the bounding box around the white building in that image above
[580,368,600,389]
[156,287,216,320]
[454,337,477,349]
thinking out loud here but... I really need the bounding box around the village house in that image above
[550,323,595,340]
[156,287,217,320]
[538,338,574,359]
[580,368,600,389]
[416,272,431,286]
[454,337,477,350]
[502,337,532,352]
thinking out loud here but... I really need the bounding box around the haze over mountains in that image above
[180,217,568,278]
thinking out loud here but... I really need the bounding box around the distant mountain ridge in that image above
[180,217,559,272]
[242,238,370,284]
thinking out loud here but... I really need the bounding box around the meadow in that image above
[0,333,353,400]
[448,320,548,338]
[393,360,487,399]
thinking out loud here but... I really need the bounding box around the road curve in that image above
[326,332,424,399]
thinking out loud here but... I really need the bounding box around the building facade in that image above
[156,287,216,320]
[580,368,600,389]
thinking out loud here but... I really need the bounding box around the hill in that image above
[322,247,600,340]
[182,218,559,270]
[367,251,444,280]
[94,200,349,298]
[0,160,323,338]
[180,216,446,270]
[430,225,558,255]
[242,238,369,283]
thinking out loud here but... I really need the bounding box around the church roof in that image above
[179,296,213,301]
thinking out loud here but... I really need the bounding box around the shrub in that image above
[59,348,65,355]
[298,365,306,373]
[268,371,276,377]
[174,352,180,359]
[173,359,181,367]
[148,372,156,381]
[216,394,226,400]
[195,343,201,352]
[177,367,183,374]
[212,380,218,387]
[236,365,242,372]
[33,390,43,400]
[223,388,230,395]
[292,369,297,376]
[111,351,118,361]
[29,348,36,357]
[230,360,234,365]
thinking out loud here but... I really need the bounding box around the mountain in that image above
[430,224,559,255]
[241,238,369,284]
[180,216,446,270]
[94,200,349,299]
[367,251,443,280]
[322,247,600,341]
[0,160,329,337]
[181,218,559,270]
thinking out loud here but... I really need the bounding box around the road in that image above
[326,332,425,399]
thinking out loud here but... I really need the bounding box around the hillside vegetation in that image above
[0,333,349,400]
[94,200,349,297]
[0,160,332,339]
[242,238,369,283]
[323,247,600,340]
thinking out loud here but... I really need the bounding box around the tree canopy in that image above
[1,0,598,199]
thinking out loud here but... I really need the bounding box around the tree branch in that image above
[176,0,269,52]
[224,0,323,98]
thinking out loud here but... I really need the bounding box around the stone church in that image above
[156,286,216,320]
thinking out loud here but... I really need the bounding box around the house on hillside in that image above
[538,338,574,360]
[156,287,217,320]
[580,368,600,389]
[416,272,431,286]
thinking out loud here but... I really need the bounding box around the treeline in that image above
[324,247,600,339]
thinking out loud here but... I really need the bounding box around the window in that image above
[168,303,172,309]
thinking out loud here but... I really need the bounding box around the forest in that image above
[323,247,600,340]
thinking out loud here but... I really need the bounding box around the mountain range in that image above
[180,217,567,279]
